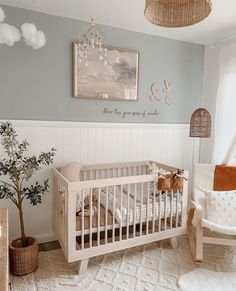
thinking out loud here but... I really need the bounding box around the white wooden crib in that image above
[53,161,188,274]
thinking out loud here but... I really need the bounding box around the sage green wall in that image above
[0,5,204,123]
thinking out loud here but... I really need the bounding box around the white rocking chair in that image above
[187,163,236,262]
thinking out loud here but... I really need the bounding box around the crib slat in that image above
[63,186,66,247]
[97,187,101,246]
[59,183,61,243]
[140,182,143,236]
[89,189,93,248]
[60,183,62,243]
[181,189,183,226]
[63,185,65,246]
[170,190,173,230]
[58,182,60,238]
[164,191,167,231]
[53,177,57,233]
[127,184,130,240]
[112,185,116,243]
[146,182,149,235]
[176,189,179,227]
[158,191,161,232]
[54,179,57,236]
[81,190,84,250]
[120,184,123,241]
[152,181,155,234]
[133,183,137,238]
[57,182,60,242]
[105,186,108,244]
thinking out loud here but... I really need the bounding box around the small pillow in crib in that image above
[60,162,89,213]
[60,162,82,182]
[206,190,236,226]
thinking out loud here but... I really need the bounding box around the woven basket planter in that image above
[9,236,38,276]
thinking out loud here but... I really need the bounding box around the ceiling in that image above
[1,0,236,45]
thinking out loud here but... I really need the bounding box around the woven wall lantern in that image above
[144,0,212,28]
[189,108,211,138]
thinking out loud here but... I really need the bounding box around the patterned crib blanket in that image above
[99,185,182,224]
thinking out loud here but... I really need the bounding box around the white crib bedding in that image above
[99,185,182,224]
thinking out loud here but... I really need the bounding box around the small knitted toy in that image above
[145,161,159,174]
[77,193,97,216]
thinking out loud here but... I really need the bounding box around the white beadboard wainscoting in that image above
[0,120,197,243]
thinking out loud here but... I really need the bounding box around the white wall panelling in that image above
[0,120,194,243]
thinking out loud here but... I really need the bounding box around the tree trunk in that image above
[18,203,26,247]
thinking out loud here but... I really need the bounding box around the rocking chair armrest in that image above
[191,200,203,220]
[191,200,202,210]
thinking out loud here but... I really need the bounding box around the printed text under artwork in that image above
[103,108,159,119]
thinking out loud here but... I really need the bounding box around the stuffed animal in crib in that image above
[77,193,97,216]
[157,169,187,192]
[146,161,159,174]
[84,194,96,209]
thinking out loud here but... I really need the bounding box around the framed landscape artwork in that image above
[73,44,139,101]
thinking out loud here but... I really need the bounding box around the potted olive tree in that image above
[0,121,56,275]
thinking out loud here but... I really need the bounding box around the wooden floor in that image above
[39,241,60,252]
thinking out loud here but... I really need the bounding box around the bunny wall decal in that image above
[163,80,172,105]
[149,80,172,105]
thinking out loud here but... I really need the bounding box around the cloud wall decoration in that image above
[0,7,5,23]
[0,23,20,46]
[21,23,46,49]
[0,6,46,49]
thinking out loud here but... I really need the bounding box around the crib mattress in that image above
[76,196,182,231]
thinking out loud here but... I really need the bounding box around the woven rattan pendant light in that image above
[189,108,211,138]
[144,0,212,28]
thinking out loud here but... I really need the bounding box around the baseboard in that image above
[36,232,57,244]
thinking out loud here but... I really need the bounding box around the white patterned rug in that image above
[11,236,236,291]
[179,268,236,291]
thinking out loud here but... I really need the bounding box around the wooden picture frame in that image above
[72,43,139,101]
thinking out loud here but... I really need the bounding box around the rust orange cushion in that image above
[214,165,236,191]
